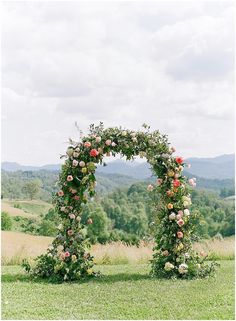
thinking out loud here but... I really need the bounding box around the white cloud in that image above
[1,1,234,165]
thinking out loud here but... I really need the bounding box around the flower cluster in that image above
[28,122,217,281]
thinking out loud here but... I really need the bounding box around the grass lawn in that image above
[1,261,234,320]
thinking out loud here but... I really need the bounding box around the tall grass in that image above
[1,231,234,266]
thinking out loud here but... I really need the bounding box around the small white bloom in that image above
[169,212,176,221]
[184,253,190,259]
[178,263,188,274]
[164,262,175,271]
[57,223,63,230]
[184,209,190,216]
[111,142,116,147]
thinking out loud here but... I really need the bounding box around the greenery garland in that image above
[24,123,218,281]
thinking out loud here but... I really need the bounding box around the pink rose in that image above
[67,175,73,182]
[147,184,154,192]
[95,137,101,143]
[176,214,182,220]
[65,251,70,257]
[177,231,184,239]
[105,139,112,146]
[58,190,64,196]
[174,173,179,179]
[156,178,163,186]
[73,195,80,201]
[189,178,196,187]
[90,149,99,157]
[84,141,91,148]
[178,210,183,217]
[163,250,169,256]
[69,188,77,194]
[79,161,85,167]
[67,230,74,236]
[173,179,181,187]
[177,219,185,227]
[72,160,79,167]
[69,214,75,219]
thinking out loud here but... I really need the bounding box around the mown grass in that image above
[1,261,234,320]
[5,199,52,217]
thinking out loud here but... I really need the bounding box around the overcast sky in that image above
[2,1,235,165]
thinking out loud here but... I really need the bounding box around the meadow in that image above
[1,199,235,320]
[1,261,234,320]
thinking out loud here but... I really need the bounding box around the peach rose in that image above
[105,139,112,146]
[84,141,91,148]
[72,159,79,167]
[58,190,64,197]
[177,231,184,239]
[79,161,85,167]
[67,175,73,182]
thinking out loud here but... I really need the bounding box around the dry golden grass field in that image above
[1,231,234,265]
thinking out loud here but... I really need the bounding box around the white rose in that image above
[72,160,79,167]
[122,131,127,136]
[184,209,190,216]
[169,212,176,221]
[73,151,80,158]
[178,263,188,274]
[164,262,175,271]
[66,148,74,157]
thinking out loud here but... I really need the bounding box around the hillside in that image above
[2,154,235,179]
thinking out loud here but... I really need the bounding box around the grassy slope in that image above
[1,261,234,320]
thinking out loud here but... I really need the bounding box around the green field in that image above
[1,261,234,320]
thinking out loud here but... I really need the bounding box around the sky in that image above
[1,1,235,166]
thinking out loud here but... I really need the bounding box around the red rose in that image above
[173,179,181,187]
[90,149,99,157]
[175,156,184,164]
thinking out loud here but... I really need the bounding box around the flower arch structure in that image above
[31,123,217,281]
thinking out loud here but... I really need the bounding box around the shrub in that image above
[1,211,12,231]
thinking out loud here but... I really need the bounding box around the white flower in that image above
[147,184,154,192]
[57,223,63,230]
[169,212,176,221]
[79,161,85,167]
[184,252,190,259]
[48,245,53,251]
[73,151,80,158]
[122,131,127,136]
[164,262,175,271]
[178,263,188,274]
[111,142,116,147]
[66,147,74,157]
[184,209,190,216]
[47,253,53,257]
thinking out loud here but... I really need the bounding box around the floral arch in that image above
[28,123,217,281]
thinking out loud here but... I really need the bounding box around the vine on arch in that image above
[25,123,217,281]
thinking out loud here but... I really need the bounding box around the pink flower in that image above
[95,136,101,143]
[73,195,80,201]
[60,206,66,212]
[147,184,154,192]
[67,230,74,236]
[84,141,91,148]
[72,160,79,167]
[90,149,99,157]
[163,250,169,256]
[58,190,64,196]
[178,210,183,217]
[176,214,182,220]
[174,173,179,179]
[105,139,112,146]
[189,178,196,187]
[69,214,75,219]
[177,219,185,227]
[173,179,181,187]
[176,157,184,164]
[65,251,70,257]
[67,175,73,182]
[170,147,176,153]
[79,161,85,167]
[156,178,163,186]
[177,231,184,239]
[69,188,77,194]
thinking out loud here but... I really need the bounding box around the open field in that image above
[2,199,52,218]
[1,261,234,320]
[1,231,234,265]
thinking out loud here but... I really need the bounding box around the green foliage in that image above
[1,212,12,231]
[22,179,41,200]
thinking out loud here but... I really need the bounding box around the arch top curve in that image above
[28,123,217,281]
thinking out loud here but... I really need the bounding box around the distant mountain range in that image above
[1,154,235,179]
